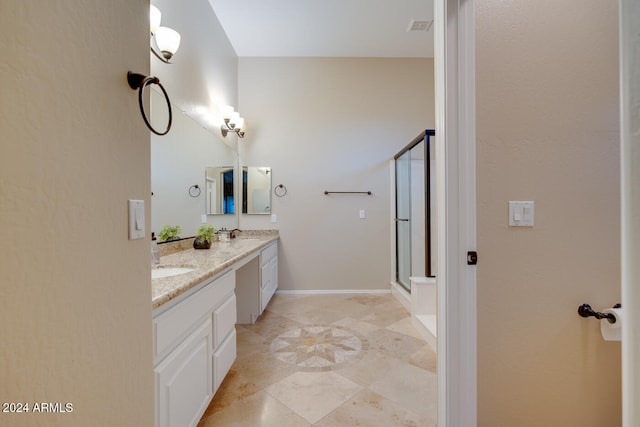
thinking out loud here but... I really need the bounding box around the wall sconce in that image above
[150,5,181,64]
[220,106,246,138]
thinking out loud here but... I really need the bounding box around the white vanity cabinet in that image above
[153,270,236,427]
[236,241,279,324]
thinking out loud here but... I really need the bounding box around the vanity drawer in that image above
[261,243,277,266]
[260,262,270,289]
[154,271,235,361]
[213,294,236,348]
[213,329,236,392]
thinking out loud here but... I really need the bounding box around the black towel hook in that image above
[127,71,173,136]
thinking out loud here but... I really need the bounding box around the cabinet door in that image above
[214,329,237,392]
[155,321,213,427]
[213,294,237,349]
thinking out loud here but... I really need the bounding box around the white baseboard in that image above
[275,289,391,295]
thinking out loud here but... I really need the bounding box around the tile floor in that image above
[198,293,437,427]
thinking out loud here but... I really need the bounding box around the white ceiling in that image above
[207,0,434,58]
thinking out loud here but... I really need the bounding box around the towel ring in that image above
[127,71,173,136]
[189,184,201,197]
[274,184,288,197]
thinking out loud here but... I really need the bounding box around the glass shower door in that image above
[395,150,411,291]
[394,130,435,293]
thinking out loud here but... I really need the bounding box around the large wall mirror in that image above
[151,89,238,237]
[242,166,272,214]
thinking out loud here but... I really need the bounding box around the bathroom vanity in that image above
[151,233,278,427]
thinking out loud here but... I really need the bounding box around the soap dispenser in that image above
[151,232,160,266]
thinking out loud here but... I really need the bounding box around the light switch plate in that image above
[509,201,534,227]
[359,209,366,219]
[128,200,145,239]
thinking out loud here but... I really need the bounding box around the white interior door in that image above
[435,0,477,426]
[620,2,640,426]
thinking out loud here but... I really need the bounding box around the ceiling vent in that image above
[407,20,433,32]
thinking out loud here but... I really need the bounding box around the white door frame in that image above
[620,1,640,426]
[435,0,477,426]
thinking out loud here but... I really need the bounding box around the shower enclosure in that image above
[394,130,436,292]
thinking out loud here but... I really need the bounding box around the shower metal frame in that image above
[394,129,436,290]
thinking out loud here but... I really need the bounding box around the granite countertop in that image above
[152,231,279,309]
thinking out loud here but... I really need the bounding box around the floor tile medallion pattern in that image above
[270,325,366,371]
[198,293,437,427]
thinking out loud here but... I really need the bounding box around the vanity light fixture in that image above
[220,106,246,138]
[150,5,181,64]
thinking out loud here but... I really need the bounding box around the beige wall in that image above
[476,1,621,425]
[0,1,153,426]
[238,58,434,291]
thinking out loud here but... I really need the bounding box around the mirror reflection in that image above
[206,166,236,215]
[151,88,238,237]
[242,166,272,214]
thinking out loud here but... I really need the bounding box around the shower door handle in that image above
[394,218,410,222]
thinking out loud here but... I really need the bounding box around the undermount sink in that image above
[152,267,195,279]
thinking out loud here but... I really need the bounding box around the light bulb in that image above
[228,112,240,127]
[155,27,181,60]
[221,106,234,120]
